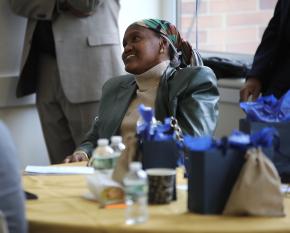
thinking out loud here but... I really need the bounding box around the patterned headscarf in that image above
[132,19,203,68]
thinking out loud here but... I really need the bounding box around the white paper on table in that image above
[281,184,290,194]
[177,184,188,191]
[24,165,94,175]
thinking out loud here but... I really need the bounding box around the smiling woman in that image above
[64,18,219,182]
[122,25,165,74]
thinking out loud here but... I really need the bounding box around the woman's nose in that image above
[123,43,133,53]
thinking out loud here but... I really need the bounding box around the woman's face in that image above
[122,25,169,75]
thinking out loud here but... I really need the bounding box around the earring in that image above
[160,48,164,53]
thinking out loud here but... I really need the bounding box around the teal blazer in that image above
[77,66,219,156]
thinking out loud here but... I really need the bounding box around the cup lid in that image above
[97,138,109,146]
[146,168,176,176]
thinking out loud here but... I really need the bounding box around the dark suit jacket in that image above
[248,0,290,97]
[77,66,220,156]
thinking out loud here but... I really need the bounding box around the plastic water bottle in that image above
[123,162,148,225]
[88,138,114,169]
[110,136,126,156]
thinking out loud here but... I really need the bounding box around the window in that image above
[178,0,277,54]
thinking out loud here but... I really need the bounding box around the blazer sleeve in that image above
[175,66,220,137]
[75,117,100,157]
[74,75,132,157]
[247,0,281,80]
[8,0,56,20]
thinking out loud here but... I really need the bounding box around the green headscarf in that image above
[133,19,203,68]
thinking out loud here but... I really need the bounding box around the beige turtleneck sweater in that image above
[120,60,170,145]
[113,60,170,182]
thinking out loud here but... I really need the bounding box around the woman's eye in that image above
[132,36,141,42]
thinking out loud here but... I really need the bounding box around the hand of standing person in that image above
[240,78,262,102]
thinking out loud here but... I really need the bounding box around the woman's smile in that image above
[124,54,136,61]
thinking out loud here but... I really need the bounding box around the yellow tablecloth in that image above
[23,163,290,233]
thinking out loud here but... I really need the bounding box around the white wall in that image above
[119,0,176,41]
[0,0,26,77]
[0,106,50,168]
[214,80,246,138]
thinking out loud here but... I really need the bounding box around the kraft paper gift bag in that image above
[223,147,285,217]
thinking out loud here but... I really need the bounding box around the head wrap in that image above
[133,19,203,68]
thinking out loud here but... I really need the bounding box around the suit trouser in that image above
[36,53,99,164]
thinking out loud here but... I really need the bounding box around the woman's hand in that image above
[63,151,89,163]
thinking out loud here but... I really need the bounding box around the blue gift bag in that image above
[239,118,290,182]
[187,148,245,214]
[140,140,179,201]
[185,128,277,214]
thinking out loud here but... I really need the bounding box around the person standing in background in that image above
[8,0,123,163]
[0,121,27,233]
[240,0,290,101]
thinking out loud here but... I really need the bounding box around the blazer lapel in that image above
[108,79,137,136]
[155,66,176,121]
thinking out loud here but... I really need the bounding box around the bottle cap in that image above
[97,138,109,146]
[111,135,122,144]
[129,162,142,171]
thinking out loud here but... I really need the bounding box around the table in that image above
[23,162,290,233]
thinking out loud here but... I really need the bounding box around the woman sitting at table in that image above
[64,19,219,178]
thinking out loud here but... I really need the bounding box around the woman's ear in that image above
[159,37,170,56]
[159,40,164,54]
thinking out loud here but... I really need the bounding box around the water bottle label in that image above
[125,184,148,198]
[90,157,114,169]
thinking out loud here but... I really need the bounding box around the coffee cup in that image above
[146,168,176,204]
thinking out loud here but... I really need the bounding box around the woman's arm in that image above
[247,0,282,79]
[175,66,219,137]
[64,117,99,163]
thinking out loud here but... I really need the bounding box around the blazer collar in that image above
[155,66,176,120]
[109,76,137,135]
[120,74,135,88]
